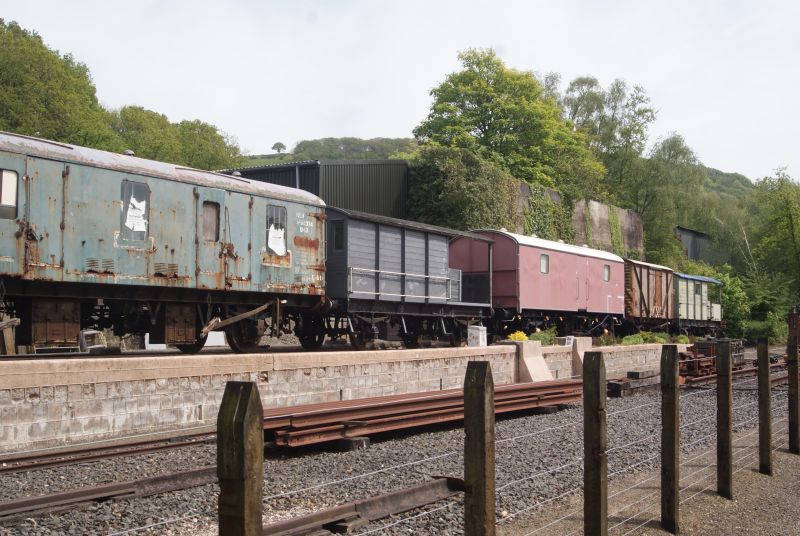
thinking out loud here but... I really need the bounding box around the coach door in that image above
[0,152,24,275]
[21,156,65,281]
[195,187,226,290]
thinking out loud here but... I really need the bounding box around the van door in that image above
[23,156,65,280]
[195,187,226,290]
[0,152,24,275]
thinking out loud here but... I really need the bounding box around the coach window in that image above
[332,220,345,251]
[603,264,610,282]
[0,170,17,219]
[266,204,288,256]
[540,253,549,274]
[120,180,150,241]
[202,202,220,241]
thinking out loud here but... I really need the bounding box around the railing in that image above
[347,266,456,300]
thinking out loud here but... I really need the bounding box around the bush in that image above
[529,327,558,346]
[640,331,668,344]
[622,334,645,345]
[507,330,528,341]
[742,311,788,344]
[595,334,620,346]
[674,334,690,344]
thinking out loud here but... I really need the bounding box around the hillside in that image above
[243,137,416,167]
[704,166,754,199]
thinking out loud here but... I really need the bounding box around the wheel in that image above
[449,325,466,347]
[175,335,207,354]
[297,314,326,351]
[349,331,366,350]
[225,321,262,354]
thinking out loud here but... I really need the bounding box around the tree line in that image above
[0,20,243,170]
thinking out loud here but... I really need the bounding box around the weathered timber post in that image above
[757,338,772,475]
[464,361,496,536]
[716,340,733,500]
[217,382,264,536]
[584,351,607,536]
[788,332,800,455]
[660,345,680,534]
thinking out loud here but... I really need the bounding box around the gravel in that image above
[0,375,777,536]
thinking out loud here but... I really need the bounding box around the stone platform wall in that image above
[0,346,515,453]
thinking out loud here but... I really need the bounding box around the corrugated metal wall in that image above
[233,161,408,218]
[320,161,407,218]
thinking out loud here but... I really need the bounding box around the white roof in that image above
[625,258,673,272]
[476,229,624,263]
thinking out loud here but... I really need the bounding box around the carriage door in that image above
[222,191,252,289]
[0,152,24,274]
[195,187,225,289]
[22,156,65,280]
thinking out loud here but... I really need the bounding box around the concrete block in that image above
[68,384,84,401]
[25,387,40,404]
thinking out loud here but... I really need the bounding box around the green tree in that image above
[0,19,119,149]
[292,137,416,160]
[406,145,521,231]
[413,49,605,199]
[271,141,286,154]
[108,106,182,162]
[177,120,243,170]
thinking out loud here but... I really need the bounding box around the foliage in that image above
[406,145,521,231]
[742,312,788,345]
[639,331,669,344]
[0,20,241,171]
[414,49,606,199]
[583,203,593,246]
[507,330,528,341]
[523,184,575,241]
[595,333,620,346]
[271,141,286,153]
[674,334,690,344]
[292,137,416,160]
[608,207,623,256]
[0,19,119,150]
[621,334,645,345]
[528,327,558,346]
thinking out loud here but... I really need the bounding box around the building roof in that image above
[625,258,674,272]
[476,229,624,263]
[675,272,723,285]
[675,226,711,238]
[0,131,325,207]
[328,207,493,242]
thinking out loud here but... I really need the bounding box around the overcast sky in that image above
[3,0,798,180]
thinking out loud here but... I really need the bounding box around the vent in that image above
[154,262,179,276]
[86,258,115,273]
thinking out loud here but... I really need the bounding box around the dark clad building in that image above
[675,226,713,263]
[226,160,408,218]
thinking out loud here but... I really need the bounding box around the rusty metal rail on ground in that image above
[683,361,788,386]
[0,432,215,474]
[263,378,583,447]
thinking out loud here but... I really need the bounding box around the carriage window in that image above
[540,254,549,274]
[120,180,150,241]
[202,202,220,241]
[695,283,702,295]
[266,204,287,256]
[332,220,345,251]
[603,264,610,282]
[0,170,18,219]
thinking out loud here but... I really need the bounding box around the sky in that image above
[2,0,799,180]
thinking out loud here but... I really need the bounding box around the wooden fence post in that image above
[464,361,495,536]
[583,351,607,536]
[788,334,800,455]
[217,381,264,536]
[660,345,679,534]
[716,340,733,500]
[757,338,772,475]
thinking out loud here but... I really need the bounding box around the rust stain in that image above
[293,236,319,250]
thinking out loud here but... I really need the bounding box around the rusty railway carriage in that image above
[623,259,673,332]
[311,208,493,349]
[0,131,327,353]
[457,230,626,336]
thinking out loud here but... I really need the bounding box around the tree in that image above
[292,137,417,160]
[406,145,521,231]
[108,106,182,163]
[413,49,605,199]
[271,142,286,154]
[177,120,243,170]
[0,19,119,150]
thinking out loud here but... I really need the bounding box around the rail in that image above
[347,266,454,300]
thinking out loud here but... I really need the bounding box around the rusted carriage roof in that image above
[475,229,623,263]
[0,131,325,207]
[327,207,493,242]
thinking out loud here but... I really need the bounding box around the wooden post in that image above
[788,334,800,455]
[217,382,264,536]
[757,338,772,475]
[464,361,495,536]
[716,340,733,500]
[584,351,607,536]
[660,345,679,533]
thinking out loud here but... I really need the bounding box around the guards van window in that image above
[266,204,288,256]
[0,170,18,219]
[120,180,150,241]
